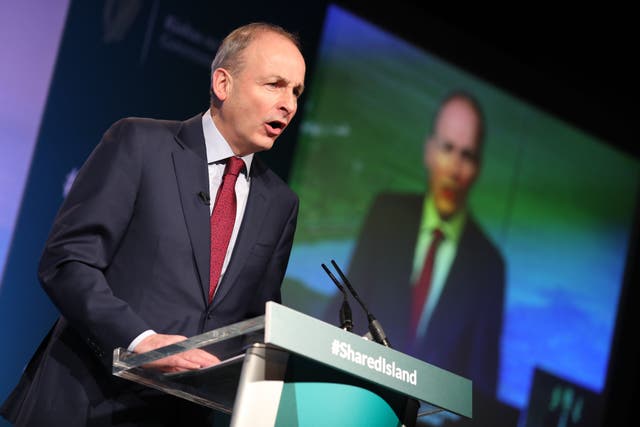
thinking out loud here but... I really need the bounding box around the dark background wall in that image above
[336,1,637,160]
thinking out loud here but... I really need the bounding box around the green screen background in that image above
[281,4,639,411]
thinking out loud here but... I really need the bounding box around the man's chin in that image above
[243,138,275,155]
[435,201,459,221]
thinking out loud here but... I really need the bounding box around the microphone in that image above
[321,263,353,332]
[198,191,210,205]
[330,259,392,348]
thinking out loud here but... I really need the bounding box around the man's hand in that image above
[133,333,220,373]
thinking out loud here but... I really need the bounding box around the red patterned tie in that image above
[410,228,445,339]
[209,156,245,304]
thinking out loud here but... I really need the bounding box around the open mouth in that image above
[440,188,457,201]
[266,120,286,136]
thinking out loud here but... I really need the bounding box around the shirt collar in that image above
[423,194,466,244]
[202,109,253,174]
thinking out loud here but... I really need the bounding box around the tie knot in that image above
[225,156,245,177]
[432,228,445,243]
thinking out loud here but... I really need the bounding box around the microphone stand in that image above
[321,263,353,332]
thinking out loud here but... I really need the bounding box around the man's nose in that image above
[279,91,297,116]
[447,153,464,180]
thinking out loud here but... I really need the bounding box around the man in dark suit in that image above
[1,22,305,426]
[327,92,505,403]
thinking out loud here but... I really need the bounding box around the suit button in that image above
[207,313,213,320]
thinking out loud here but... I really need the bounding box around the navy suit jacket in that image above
[2,114,298,425]
[325,192,504,399]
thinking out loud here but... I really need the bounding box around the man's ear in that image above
[211,68,232,101]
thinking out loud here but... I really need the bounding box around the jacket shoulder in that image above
[106,116,181,137]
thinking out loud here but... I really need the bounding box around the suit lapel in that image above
[211,158,270,308]
[172,114,211,302]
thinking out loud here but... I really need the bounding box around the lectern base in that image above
[276,382,405,426]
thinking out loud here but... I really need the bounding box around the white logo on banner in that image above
[331,339,417,386]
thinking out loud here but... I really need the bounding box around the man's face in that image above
[212,31,306,156]
[425,98,481,220]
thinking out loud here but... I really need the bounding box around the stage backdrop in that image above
[281,4,639,425]
[0,1,325,423]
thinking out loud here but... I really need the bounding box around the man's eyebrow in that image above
[274,74,305,96]
[432,136,453,148]
[269,74,304,91]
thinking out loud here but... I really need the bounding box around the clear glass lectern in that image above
[112,302,472,427]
